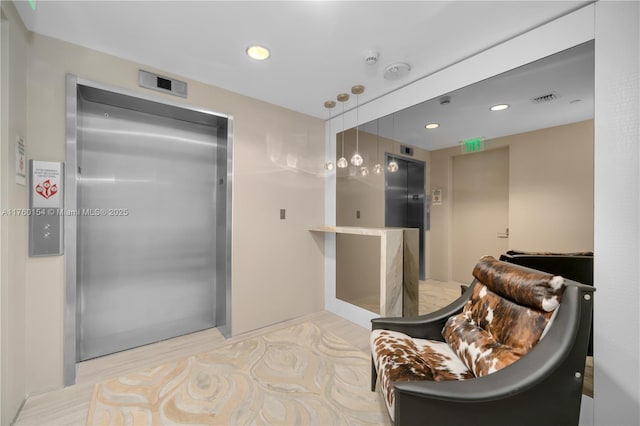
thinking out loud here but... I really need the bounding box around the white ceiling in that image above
[13,0,592,122]
[360,40,594,150]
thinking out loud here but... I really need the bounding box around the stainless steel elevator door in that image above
[385,155,426,279]
[77,97,218,360]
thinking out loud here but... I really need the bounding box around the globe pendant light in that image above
[336,93,349,168]
[350,85,365,166]
[337,156,349,169]
[351,153,363,166]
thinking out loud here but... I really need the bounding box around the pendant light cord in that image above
[355,93,359,153]
[341,103,345,157]
[376,119,380,162]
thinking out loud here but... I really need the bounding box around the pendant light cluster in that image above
[325,84,378,177]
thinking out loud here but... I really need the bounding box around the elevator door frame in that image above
[384,154,426,279]
[64,74,233,386]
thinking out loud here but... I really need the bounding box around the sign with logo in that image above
[29,160,64,256]
[31,161,63,209]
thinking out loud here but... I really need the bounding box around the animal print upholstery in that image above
[443,256,565,377]
[472,255,565,312]
[442,313,521,377]
[371,256,567,420]
[454,283,553,354]
[370,329,472,420]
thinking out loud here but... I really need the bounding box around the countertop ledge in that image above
[308,225,410,236]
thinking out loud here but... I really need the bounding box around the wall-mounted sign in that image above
[15,136,26,186]
[432,188,442,205]
[31,161,62,208]
[29,160,64,256]
[461,137,484,154]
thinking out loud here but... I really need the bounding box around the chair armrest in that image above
[371,281,476,340]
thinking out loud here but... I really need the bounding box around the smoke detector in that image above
[383,62,411,80]
[364,50,379,66]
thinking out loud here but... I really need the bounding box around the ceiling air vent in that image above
[530,92,560,104]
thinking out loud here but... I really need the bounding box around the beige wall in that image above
[509,121,594,251]
[0,2,29,424]
[451,147,510,282]
[430,120,594,281]
[2,24,325,402]
[336,129,430,307]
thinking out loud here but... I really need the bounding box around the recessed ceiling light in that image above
[490,104,510,111]
[425,123,439,129]
[246,45,270,61]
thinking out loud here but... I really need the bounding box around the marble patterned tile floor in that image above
[16,278,465,426]
[14,284,592,425]
[86,322,387,425]
[13,311,383,426]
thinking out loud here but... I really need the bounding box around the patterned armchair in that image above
[370,256,594,426]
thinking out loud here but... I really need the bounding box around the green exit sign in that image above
[462,137,483,153]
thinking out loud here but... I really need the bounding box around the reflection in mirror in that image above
[335,41,594,324]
